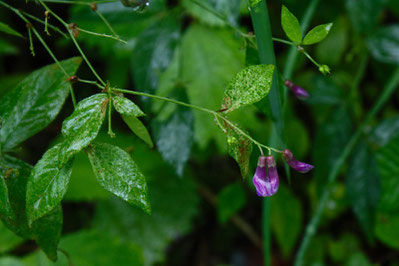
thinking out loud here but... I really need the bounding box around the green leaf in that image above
[152,90,193,176]
[346,0,386,34]
[131,15,180,97]
[224,123,253,179]
[60,93,108,163]
[222,64,274,112]
[91,138,198,265]
[0,57,82,151]
[281,5,302,44]
[346,142,380,241]
[112,95,153,147]
[0,39,18,56]
[26,144,73,223]
[113,96,145,117]
[375,212,399,249]
[367,25,399,65]
[217,182,246,224]
[180,24,244,149]
[182,0,242,26]
[0,22,23,38]
[0,171,13,219]
[58,230,144,266]
[346,252,372,266]
[270,185,302,258]
[0,156,62,261]
[122,115,154,148]
[303,23,333,45]
[87,143,151,214]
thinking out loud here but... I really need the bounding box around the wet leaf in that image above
[224,122,253,179]
[346,0,386,34]
[122,115,153,148]
[0,57,82,151]
[346,142,380,241]
[217,182,246,224]
[26,144,73,223]
[303,23,333,45]
[0,22,23,38]
[281,5,302,44]
[60,93,108,163]
[113,96,145,117]
[0,171,13,219]
[222,64,274,112]
[87,143,151,214]
[0,156,62,261]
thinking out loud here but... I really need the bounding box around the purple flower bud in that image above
[252,156,279,197]
[282,149,314,173]
[284,80,309,100]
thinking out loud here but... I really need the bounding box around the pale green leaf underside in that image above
[60,93,108,163]
[26,144,73,223]
[122,115,154,148]
[112,96,145,117]
[0,22,23,38]
[87,143,151,214]
[281,5,302,44]
[223,64,274,112]
[303,23,333,45]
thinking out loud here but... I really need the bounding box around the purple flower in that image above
[284,80,309,100]
[282,149,314,173]
[252,156,279,197]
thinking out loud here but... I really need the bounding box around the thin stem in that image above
[95,10,119,38]
[40,0,117,5]
[107,95,115,138]
[301,49,321,67]
[77,27,126,43]
[112,88,282,154]
[22,11,69,38]
[38,0,107,86]
[27,27,35,56]
[78,78,103,88]
[294,68,399,266]
[272,37,296,46]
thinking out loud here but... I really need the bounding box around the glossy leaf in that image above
[26,144,74,223]
[270,185,302,258]
[180,24,244,149]
[281,5,302,44]
[93,138,198,265]
[113,96,145,117]
[131,15,180,97]
[346,142,380,241]
[0,171,13,219]
[222,64,274,112]
[122,115,154,148]
[224,123,253,179]
[346,0,386,34]
[0,22,23,38]
[182,0,241,26]
[217,182,246,224]
[367,25,399,65]
[303,23,333,45]
[87,143,151,214]
[152,90,193,176]
[60,93,108,163]
[0,156,62,261]
[0,57,82,151]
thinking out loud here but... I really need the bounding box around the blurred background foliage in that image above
[0,0,399,265]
